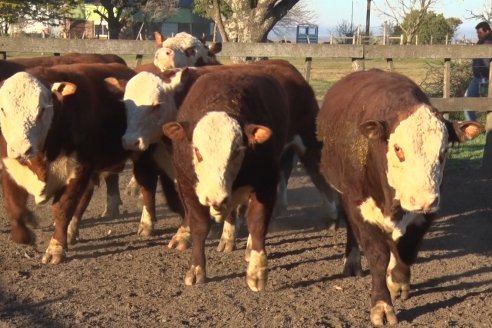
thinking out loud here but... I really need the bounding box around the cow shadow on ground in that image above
[0,289,69,328]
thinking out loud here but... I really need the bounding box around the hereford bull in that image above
[2,54,128,220]
[317,69,482,325]
[162,69,289,291]
[0,63,136,264]
[117,60,340,252]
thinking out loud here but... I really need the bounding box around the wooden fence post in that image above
[443,58,451,119]
[352,58,364,71]
[134,54,143,68]
[386,58,394,71]
[482,59,492,172]
[305,57,312,82]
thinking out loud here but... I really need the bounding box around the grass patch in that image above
[447,133,486,171]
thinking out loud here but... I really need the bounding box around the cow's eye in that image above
[394,144,405,162]
[194,147,203,163]
[0,107,5,117]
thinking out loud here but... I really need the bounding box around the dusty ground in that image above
[0,163,491,328]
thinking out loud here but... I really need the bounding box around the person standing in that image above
[464,21,492,121]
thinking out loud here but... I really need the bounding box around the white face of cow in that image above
[122,71,181,151]
[192,112,246,221]
[386,105,448,213]
[0,72,54,160]
[155,32,218,70]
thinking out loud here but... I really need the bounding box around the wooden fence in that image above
[1,37,492,170]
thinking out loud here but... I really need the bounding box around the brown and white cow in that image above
[162,69,289,291]
[2,54,129,221]
[154,31,222,70]
[317,69,482,325]
[0,63,136,264]
[106,70,187,244]
[119,60,341,252]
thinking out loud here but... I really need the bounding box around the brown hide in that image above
[0,60,25,80]
[317,68,433,204]
[22,63,136,170]
[9,53,127,68]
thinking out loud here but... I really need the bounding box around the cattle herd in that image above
[0,32,483,325]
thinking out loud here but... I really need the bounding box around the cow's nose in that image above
[423,197,439,212]
[207,196,228,211]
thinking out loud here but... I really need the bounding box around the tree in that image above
[375,0,442,44]
[193,0,301,42]
[0,0,81,35]
[91,0,176,39]
[333,20,356,44]
[395,10,461,44]
[466,2,492,23]
[271,1,317,38]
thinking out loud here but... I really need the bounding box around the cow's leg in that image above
[133,155,158,238]
[159,171,190,251]
[387,217,432,301]
[344,198,397,326]
[184,200,210,286]
[245,188,275,292]
[42,167,93,264]
[67,179,95,245]
[217,213,236,253]
[342,220,363,277]
[125,175,140,196]
[100,173,121,218]
[273,146,296,217]
[168,178,191,251]
[2,170,34,244]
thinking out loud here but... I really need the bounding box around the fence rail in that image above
[1,37,491,169]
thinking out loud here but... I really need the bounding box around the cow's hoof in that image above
[370,301,398,326]
[168,226,191,251]
[184,265,206,286]
[11,225,35,245]
[217,237,235,253]
[137,222,154,238]
[342,247,363,277]
[67,217,80,245]
[246,250,268,292]
[41,238,66,265]
[387,275,410,301]
[100,206,120,218]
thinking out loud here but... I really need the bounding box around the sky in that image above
[291,0,490,42]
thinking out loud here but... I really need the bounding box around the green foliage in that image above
[192,0,232,20]
[393,10,461,44]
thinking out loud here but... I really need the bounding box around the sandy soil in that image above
[0,164,491,328]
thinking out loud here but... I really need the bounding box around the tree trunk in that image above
[223,0,299,43]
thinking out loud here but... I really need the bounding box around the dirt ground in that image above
[0,163,491,328]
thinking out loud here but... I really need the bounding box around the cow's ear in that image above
[244,124,272,145]
[446,120,483,142]
[162,122,187,141]
[184,46,197,57]
[154,31,164,47]
[104,77,127,98]
[208,42,222,55]
[359,120,387,140]
[51,82,77,97]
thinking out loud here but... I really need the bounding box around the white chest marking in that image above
[3,155,80,204]
[359,197,425,241]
